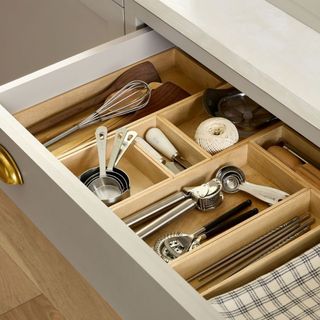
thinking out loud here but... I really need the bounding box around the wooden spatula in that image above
[28,61,161,135]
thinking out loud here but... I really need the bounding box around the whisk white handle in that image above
[238,182,289,205]
[145,128,178,160]
[95,126,108,178]
[135,137,165,164]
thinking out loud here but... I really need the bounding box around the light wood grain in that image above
[253,124,320,189]
[170,188,320,297]
[200,189,320,298]
[14,48,224,158]
[113,142,306,249]
[60,122,172,202]
[0,191,121,320]
[14,49,176,129]
[0,246,40,315]
[295,164,320,189]
[159,93,211,141]
[0,295,65,320]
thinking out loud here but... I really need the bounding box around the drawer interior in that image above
[61,133,171,196]
[15,48,225,158]
[253,125,320,189]
[112,142,305,246]
[12,46,320,304]
[172,189,320,299]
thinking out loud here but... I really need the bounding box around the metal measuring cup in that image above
[80,127,135,205]
[86,127,125,205]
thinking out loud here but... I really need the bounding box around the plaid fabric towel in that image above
[210,244,320,320]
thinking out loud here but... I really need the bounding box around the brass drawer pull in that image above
[0,145,23,185]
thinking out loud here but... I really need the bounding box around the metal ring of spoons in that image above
[215,165,289,205]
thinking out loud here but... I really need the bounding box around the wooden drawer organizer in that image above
[15,48,320,302]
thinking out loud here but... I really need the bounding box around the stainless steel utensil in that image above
[124,179,222,228]
[192,215,313,288]
[187,215,302,283]
[87,127,124,205]
[123,191,188,227]
[115,130,138,167]
[135,179,223,239]
[44,80,151,147]
[135,136,183,174]
[80,126,135,205]
[145,128,192,169]
[154,200,254,262]
[107,127,128,171]
[215,165,289,205]
[81,167,129,191]
[87,170,130,206]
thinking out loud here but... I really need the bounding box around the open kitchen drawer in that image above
[0,25,320,320]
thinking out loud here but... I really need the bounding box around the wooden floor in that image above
[0,190,121,320]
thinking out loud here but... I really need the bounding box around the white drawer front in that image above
[0,30,221,319]
[0,29,172,114]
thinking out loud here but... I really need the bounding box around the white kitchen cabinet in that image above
[0,1,319,319]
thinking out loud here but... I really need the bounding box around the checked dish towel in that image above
[210,244,320,320]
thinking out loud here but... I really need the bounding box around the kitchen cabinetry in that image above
[0,1,319,319]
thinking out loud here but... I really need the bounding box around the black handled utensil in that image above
[154,200,255,261]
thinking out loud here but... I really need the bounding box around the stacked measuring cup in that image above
[79,126,137,205]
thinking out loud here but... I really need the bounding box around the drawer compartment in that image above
[60,132,171,199]
[253,125,320,189]
[15,48,224,158]
[113,143,305,247]
[172,188,320,299]
[130,115,210,170]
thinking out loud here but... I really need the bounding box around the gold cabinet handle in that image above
[0,145,23,185]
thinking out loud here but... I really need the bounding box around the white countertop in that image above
[136,0,320,134]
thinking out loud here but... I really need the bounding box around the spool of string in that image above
[195,118,239,154]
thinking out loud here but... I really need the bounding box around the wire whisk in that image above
[44,80,151,147]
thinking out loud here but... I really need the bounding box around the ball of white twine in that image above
[195,118,239,154]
